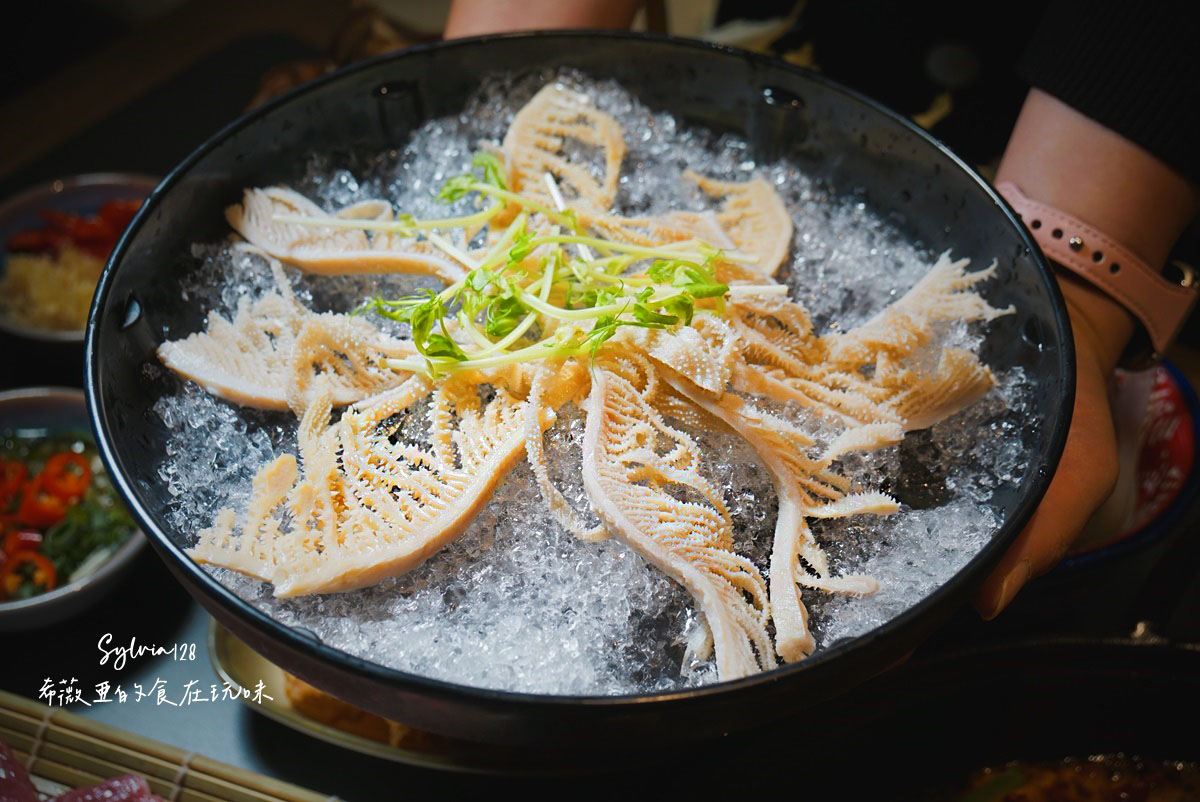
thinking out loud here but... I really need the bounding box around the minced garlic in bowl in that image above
[0,245,104,332]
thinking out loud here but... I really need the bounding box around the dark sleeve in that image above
[1017,0,1200,182]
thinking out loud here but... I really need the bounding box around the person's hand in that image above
[973,279,1123,618]
[443,0,641,39]
[979,88,1199,617]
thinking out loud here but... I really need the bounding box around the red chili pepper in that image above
[0,550,56,598]
[5,228,65,253]
[97,198,142,230]
[2,528,42,556]
[0,459,27,506]
[40,452,92,501]
[7,198,141,259]
[78,240,115,260]
[40,209,117,245]
[16,477,66,528]
[74,217,117,245]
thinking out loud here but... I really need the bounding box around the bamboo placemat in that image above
[0,690,338,802]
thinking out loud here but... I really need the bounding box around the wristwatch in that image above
[996,181,1198,369]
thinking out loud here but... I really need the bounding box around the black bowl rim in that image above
[85,30,1075,710]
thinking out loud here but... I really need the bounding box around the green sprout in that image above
[312,154,780,379]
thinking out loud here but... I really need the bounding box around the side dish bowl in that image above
[85,32,1073,748]
[0,387,145,631]
[0,174,158,343]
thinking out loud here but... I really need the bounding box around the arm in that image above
[975,87,1200,617]
[443,0,641,39]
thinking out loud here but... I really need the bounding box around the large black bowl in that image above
[85,32,1073,748]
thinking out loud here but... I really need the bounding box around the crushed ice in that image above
[149,70,1035,696]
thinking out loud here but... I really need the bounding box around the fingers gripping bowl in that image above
[86,33,1072,747]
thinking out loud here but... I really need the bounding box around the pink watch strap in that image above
[996,181,1197,356]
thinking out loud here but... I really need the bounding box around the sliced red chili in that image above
[78,240,115,260]
[0,460,27,506]
[3,529,42,556]
[41,452,92,501]
[8,199,141,259]
[39,209,116,242]
[0,551,56,599]
[5,228,65,253]
[97,198,142,230]
[16,477,66,528]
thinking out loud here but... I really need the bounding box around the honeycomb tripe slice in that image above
[227,187,467,283]
[579,210,697,249]
[189,382,346,585]
[728,299,874,423]
[683,170,793,277]
[188,368,560,597]
[820,423,905,461]
[502,84,626,213]
[661,373,892,662]
[581,353,775,680]
[579,206,769,285]
[286,375,532,596]
[157,289,414,412]
[627,311,739,396]
[731,358,899,428]
[157,290,304,411]
[578,208,732,251]
[728,264,1005,431]
[660,209,737,251]
[729,293,827,372]
[884,347,998,431]
[524,360,606,542]
[189,454,298,583]
[826,251,1013,367]
[285,312,416,415]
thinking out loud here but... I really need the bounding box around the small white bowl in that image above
[0,387,146,631]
